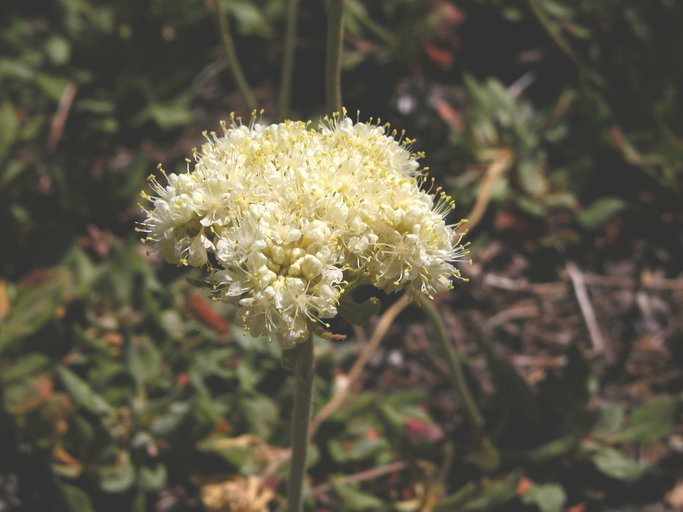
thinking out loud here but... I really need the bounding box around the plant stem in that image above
[287,336,315,512]
[278,0,301,120]
[418,295,484,434]
[215,0,257,111]
[526,0,602,87]
[325,0,344,113]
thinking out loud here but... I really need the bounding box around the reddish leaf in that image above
[5,375,54,415]
[21,268,55,286]
[422,40,454,70]
[516,477,532,496]
[433,99,463,132]
[405,418,444,444]
[0,280,9,320]
[176,372,189,387]
[185,292,229,335]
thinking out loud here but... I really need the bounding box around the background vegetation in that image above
[1,0,682,510]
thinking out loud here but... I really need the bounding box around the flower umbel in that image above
[139,111,468,349]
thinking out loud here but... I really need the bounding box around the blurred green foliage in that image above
[1,0,682,511]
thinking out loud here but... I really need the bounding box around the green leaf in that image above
[591,403,625,441]
[97,451,136,493]
[3,374,53,415]
[516,196,547,217]
[138,463,167,491]
[518,161,548,197]
[240,393,278,439]
[76,98,115,114]
[57,366,110,415]
[331,479,385,510]
[522,483,566,512]
[328,437,389,464]
[0,102,19,162]
[127,336,162,385]
[145,103,191,129]
[329,392,376,422]
[151,401,192,436]
[46,36,71,65]
[378,402,407,433]
[591,448,649,480]
[1,353,50,383]
[59,484,95,512]
[0,269,70,354]
[338,296,381,325]
[434,483,478,511]
[62,247,100,299]
[383,390,430,408]
[617,396,677,443]
[35,73,69,102]
[0,159,28,186]
[466,437,501,472]
[461,472,521,511]
[527,436,577,462]
[577,197,626,230]
[226,0,271,36]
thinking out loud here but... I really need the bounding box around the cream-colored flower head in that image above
[139,110,468,349]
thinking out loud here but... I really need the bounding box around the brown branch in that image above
[47,81,77,150]
[456,149,512,236]
[309,295,411,437]
[482,273,566,295]
[484,303,540,332]
[566,262,615,363]
[306,460,407,497]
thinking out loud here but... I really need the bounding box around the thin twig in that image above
[278,0,300,120]
[585,272,683,291]
[582,273,637,288]
[482,273,567,295]
[309,295,411,437]
[456,149,512,236]
[325,0,345,113]
[484,303,540,332]
[484,271,683,293]
[214,0,257,111]
[306,460,407,497]
[47,81,77,150]
[566,262,615,363]
[526,0,602,87]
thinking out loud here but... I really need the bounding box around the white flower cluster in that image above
[140,112,468,349]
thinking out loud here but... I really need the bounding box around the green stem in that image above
[325,0,344,113]
[278,0,301,120]
[418,295,484,434]
[287,337,315,512]
[215,0,257,111]
[526,0,602,87]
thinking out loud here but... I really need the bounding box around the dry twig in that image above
[484,303,540,332]
[47,81,77,150]
[309,295,412,437]
[306,460,407,497]
[566,262,615,363]
[456,149,512,236]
